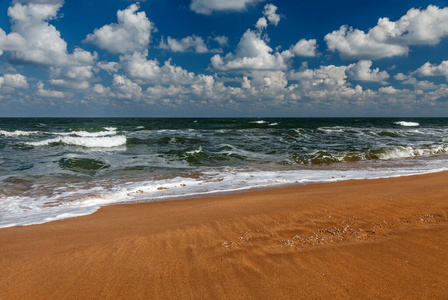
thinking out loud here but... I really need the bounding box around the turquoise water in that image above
[1,118,448,227]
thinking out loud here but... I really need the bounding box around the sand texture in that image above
[1,172,448,299]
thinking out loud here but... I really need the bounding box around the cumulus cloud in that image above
[36,81,66,98]
[211,29,292,71]
[97,61,120,74]
[213,35,229,47]
[403,77,441,90]
[119,51,211,86]
[0,2,95,67]
[48,79,90,90]
[255,17,268,30]
[414,60,448,80]
[290,39,318,57]
[325,5,448,60]
[394,73,409,81]
[289,64,348,89]
[210,4,292,72]
[255,3,280,30]
[190,0,263,15]
[242,71,287,90]
[325,25,408,60]
[379,86,400,94]
[159,35,210,53]
[0,73,29,89]
[85,3,154,54]
[346,60,389,83]
[12,0,64,4]
[262,3,280,26]
[112,74,142,100]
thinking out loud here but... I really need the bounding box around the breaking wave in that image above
[0,130,40,137]
[394,121,419,127]
[290,145,448,165]
[25,135,127,148]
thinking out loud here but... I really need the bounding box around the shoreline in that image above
[1,171,448,298]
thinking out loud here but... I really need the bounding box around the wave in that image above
[59,157,109,174]
[0,130,40,137]
[291,145,448,165]
[250,120,268,124]
[68,130,117,137]
[317,127,345,133]
[51,127,117,137]
[25,135,127,148]
[394,121,419,127]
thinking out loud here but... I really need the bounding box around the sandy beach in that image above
[1,171,448,299]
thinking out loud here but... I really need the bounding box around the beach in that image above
[1,171,448,299]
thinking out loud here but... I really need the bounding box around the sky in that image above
[1,0,448,117]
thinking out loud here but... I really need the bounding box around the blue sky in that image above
[1,0,448,117]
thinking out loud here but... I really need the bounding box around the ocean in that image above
[1,117,447,228]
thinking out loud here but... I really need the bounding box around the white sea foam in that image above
[318,127,345,133]
[379,146,448,160]
[395,121,419,127]
[69,130,117,137]
[1,162,447,229]
[0,130,39,137]
[26,135,127,148]
[186,146,203,155]
[250,120,268,124]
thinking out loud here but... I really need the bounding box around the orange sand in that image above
[1,172,448,299]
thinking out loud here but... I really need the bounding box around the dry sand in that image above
[1,172,448,299]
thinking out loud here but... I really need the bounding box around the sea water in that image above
[1,118,447,228]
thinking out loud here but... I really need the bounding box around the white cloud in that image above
[85,4,154,54]
[112,74,142,100]
[244,71,287,90]
[255,17,268,30]
[48,79,90,90]
[414,60,448,80]
[262,4,280,26]
[12,0,64,4]
[255,4,280,30]
[394,73,409,81]
[0,73,29,89]
[120,52,160,81]
[190,0,263,15]
[36,81,66,98]
[0,0,98,99]
[379,86,400,94]
[213,35,229,47]
[159,35,210,53]
[325,5,448,60]
[290,39,318,57]
[211,29,291,71]
[289,64,348,89]
[97,61,120,74]
[325,25,408,60]
[55,65,95,80]
[120,51,215,86]
[0,2,95,67]
[93,84,110,95]
[346,60,389,83]
[398,76,442,90]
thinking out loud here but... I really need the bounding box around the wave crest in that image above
[394,121,419,127]
[0,130,39,137]
[26,135,127,148]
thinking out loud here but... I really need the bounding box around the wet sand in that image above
[1,172,448,299]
